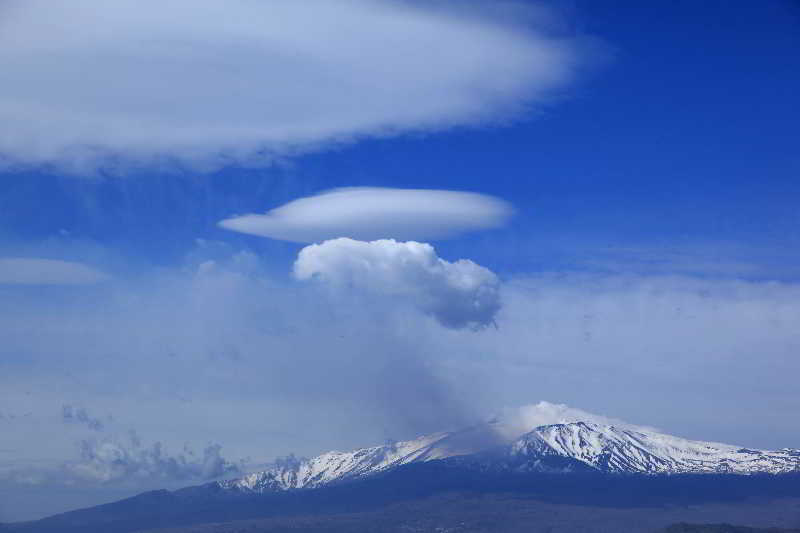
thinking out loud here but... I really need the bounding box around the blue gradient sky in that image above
[0,0,798,522]
[1,0,798,275]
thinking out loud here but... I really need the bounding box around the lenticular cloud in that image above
[294,238,501,329]
[220,187,513,243]
[0,0,583,173]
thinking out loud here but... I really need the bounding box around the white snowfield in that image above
[219,418,800,494]
[219,423,506,492]
[512,422,800,475]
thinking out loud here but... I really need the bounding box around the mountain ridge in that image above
[7,412,800,533]
[217,420,800,495]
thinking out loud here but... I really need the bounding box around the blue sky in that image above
[0,0,799,522]
[1,0,798,276]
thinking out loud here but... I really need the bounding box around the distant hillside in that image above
[10,487,800,533]
[664,524,800,533]
[124,496,800,533]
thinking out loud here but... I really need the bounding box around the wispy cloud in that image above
[220,187,513,243]
[0,0,587,173]
[61,405,107,432]
[0,258,109,285]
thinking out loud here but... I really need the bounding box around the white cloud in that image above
[2,433,241,487]
[492,401,659,440]
[294,238,501,329]
[220,187,513,242]
[0,258,109,285]
[0,0,584,173]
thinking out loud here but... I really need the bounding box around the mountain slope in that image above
[219,422,508,492]
[508,422,800,475]
[219,421,800,495]
[7,416,800,533]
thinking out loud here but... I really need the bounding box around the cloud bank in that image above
[220,187,513,242]
[294,238,501,329]
[3,244,800,519]
[0,0,584,173]
[0,258,109,285]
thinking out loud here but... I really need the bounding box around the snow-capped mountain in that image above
[506,422,800,475]
[13,410,800,533]
[219,422,507,492]
[219,417,800,494]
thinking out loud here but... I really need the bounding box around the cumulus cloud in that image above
[294,238,501,329]
[66,434,241,484]
[0,258,109,285]
[0,0,586,173]
[220,187,513,243]
[3,432,242,487]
